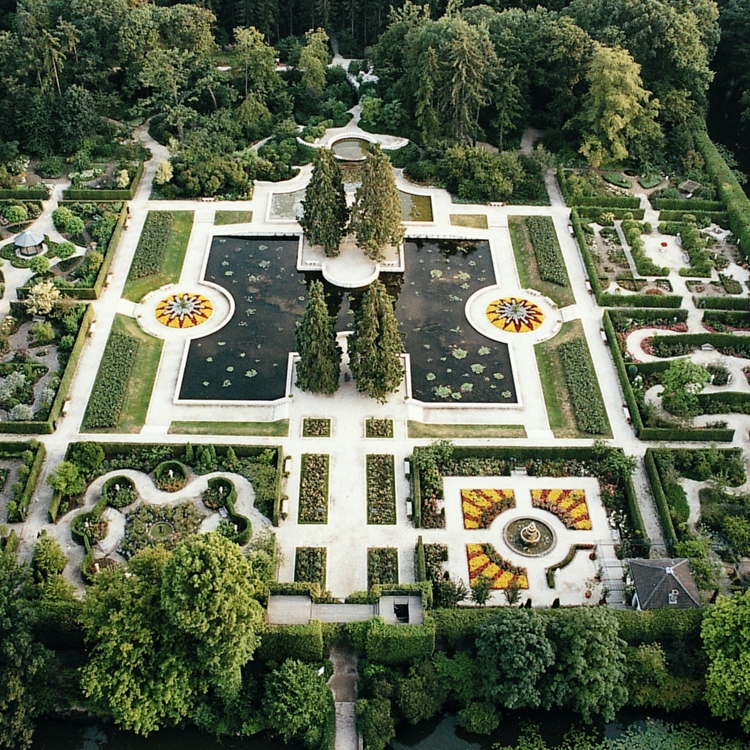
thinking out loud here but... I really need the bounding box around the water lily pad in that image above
[259,260,271,268]
[450,326,462,333]
[226,367,234,372]
[426,373,436,381]
[239,353,246,358]
[452,348,468,359]
[246,308,256,315]
[457,272,470,280]
[430,269,443,278]
[451,392,462,400]
[218,342,226,346]
[478,347,491,356]
[222,379,231,387]
[502,390,512,398]
[493,372,505,380]
[470,363,485,374]
[448,295,462,302]
[460,383,473,392]
[206,357,213,362]
[435,385,451,398]
[245,370,257,378]
[203,381,209,386]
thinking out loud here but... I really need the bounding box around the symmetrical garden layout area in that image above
[3,118,750,630]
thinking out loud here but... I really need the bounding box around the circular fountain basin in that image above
[331,137,371,162]
[504,517,556,557]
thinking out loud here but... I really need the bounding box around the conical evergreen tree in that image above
[299,148,349,257]
[349,144,405,261]
[295,279,341,394]
[348,279,404,402]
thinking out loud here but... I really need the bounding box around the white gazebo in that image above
[14,229,45,257]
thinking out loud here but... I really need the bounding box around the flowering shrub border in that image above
[531,488,591,530]
[467,543,528,589]
[461,488,515,529]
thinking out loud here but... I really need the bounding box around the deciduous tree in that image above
[476,608,554,709]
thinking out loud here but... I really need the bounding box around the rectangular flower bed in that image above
[302,418,331,438]
[368,547,399,589]
[366,454,396,524]
[461,488,515,529]
[298,454,329,524]
[294,547,327,587]
[365,418,394,438]
[467,543,528,589]
[531,488,591,530]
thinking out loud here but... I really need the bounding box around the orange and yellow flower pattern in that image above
[531,488,591,530]
[155,293,214,328]
[486,297,544,333]
[461,488,515,529]
[467,543,529,589]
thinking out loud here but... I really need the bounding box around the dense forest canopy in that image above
[0,0,746,194]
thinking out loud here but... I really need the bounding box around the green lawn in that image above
[123,211,194,303]
[535,320,612,439]
[85,314,163,433]
[407,422,526,439]
[450,214,488,229]
[214,210,253,226]
[508,216,575,308]
[169,420,290,437]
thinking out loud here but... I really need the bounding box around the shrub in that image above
[298,454,329,523]
[4,204,28,224]
[367,548,398,588]
[81,332,138,429]
[366,454,396,524]
[525,216,568,286]
[257,621,325,662]
[365,618,436,665]
[558,339,609,434]
[295,546,327,586]
[127,211,174,280]
[55,241,76,260]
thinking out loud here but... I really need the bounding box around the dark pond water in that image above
[331,137,369,161]
[399,240,516,404]
[180,237,515,404]
[391,709,748,749]
[179,236,305,401]
[32,721,303,750]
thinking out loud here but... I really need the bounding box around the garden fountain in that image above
[504,517,556,557]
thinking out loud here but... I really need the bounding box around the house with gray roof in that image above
[629,558,700,610]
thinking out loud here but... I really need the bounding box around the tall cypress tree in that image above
[299,148,349,257]
[348,278,403,402]
[295,279,341,393]
[349,144,405,261]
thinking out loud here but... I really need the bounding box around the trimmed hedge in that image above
[651,198,724,212]
[558,338,609,434]
[603,294,683,308]
[575,205,645,221]
[702,309,750,330]
[644,449,678,548]
[614,608,703,645]
[693,296,749,311]
[0,187,49,199]
[257,620,324,662]
[410,457,422,529]
[649,332,750,358]
[602,311,644,434]
[698,391,750,415]
[63,161,144,201]
[525,215,569,286]
[364,617,436,665]
[658,209,729,225]
[696,131,750,257]
[4,441,46,522]
[127,211,174,280]
[415,536,427,582]
[546,544,596,588]
[608,308,688,329]
[81,331,139,429]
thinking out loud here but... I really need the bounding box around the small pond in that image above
[32,721,304,750]
[179,237,306,401]
[399,240,516,404]
[331,137,370,161]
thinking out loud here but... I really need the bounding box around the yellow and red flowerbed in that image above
[467,543,528,589]
[461,488,515,529]
[531,488,591,530]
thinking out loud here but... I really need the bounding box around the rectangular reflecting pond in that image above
[179,237,515,404]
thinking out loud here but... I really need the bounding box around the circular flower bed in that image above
[153,460,188,492]
[155,292,213,328]
[119,501,204,559]
[102,475,138,509]
[486,297,544,333]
